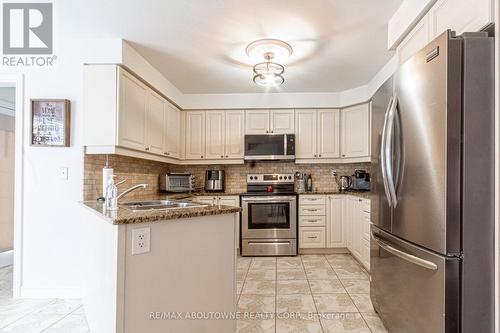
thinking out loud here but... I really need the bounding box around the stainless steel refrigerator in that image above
[370,30,494,333]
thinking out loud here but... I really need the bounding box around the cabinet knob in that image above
[319,154,322,157]
[314,154,317,157]
[271,130,274,133]
[201,155,204,159]
[221,155,224,158]
[163,152,168,155]
[266,130,269,133]
[342,154,346,157]
[145,147,150,151]
[225,155,229,158]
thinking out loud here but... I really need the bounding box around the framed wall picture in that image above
[31,99,71,147]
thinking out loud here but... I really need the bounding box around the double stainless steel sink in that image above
[119,199,206,212]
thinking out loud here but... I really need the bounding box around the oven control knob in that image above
[288,176,292,180]
[249,176,253,180]
[279,176,282,180]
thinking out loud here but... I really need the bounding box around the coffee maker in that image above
[204,169,225,192]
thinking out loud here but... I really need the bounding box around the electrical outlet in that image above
[132,227,151,255]
[331,169,337,177]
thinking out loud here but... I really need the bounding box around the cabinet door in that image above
[341,103,370,158]
[164,103,181,159]
[205,111,225,159]
[352,198,363,261]
[225,110,244,159]
[146,91,166,155]
[430,0,492,38]
[117,69,148,151]
[327,196,345,248]
[218,196,241,252]
[185,111,205,160]
[318,109,340,158]
[295,110,317,159]
[397,14,431,64]
[270,109,295,134]
[245,110,270,134]
[344,197,354,252]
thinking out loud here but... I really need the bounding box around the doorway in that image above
[0,84,15,297]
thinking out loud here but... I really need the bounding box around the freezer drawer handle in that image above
[371,233,438,271]
[248,241,291,245]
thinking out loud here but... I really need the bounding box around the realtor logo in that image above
[2,3,53,54]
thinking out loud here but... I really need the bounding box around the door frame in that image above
[0,73,24,297]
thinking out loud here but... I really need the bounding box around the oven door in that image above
[241,196,297,239]
[244,134,294,160]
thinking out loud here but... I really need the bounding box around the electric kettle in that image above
[338,175,352,191]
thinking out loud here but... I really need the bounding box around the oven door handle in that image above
[241,197,296,202]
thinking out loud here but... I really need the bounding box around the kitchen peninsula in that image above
[81,200,240,333]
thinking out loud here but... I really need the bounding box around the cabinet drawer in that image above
[300,205,326,216]
[299,216,326,227]
[299,195,326,205]
[299,227,326,248]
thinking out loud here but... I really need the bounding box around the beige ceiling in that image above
[65,0,403,94]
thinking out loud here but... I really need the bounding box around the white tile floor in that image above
[0,266,90,332]
[0,253,387,333]
[236,254,387,333]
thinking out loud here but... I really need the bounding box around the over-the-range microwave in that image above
[244,134,295,161]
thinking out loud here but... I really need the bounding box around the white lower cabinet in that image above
[195,196,240,252]
[346,197,371,271]
[326,195,345,248]
[299,227,326,248]
[299,194,370,271]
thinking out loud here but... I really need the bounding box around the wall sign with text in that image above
[31,99,70,147]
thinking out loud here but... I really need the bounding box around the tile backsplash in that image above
[84,155,371,200]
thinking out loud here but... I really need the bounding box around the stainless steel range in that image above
[240,174,297,256]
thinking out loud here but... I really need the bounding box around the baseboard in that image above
[0,250,13,268]
[20,286,81,299]
[299,248,350,255]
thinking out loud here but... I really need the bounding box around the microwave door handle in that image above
[371,232,437,271]
[380,97,394,207]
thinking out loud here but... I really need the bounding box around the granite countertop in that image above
[299,191,372,199]
[81,195,241,225]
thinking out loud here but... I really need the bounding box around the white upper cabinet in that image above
[397,14,431,64]
[117,69,148,151]
[270,109,295,134]
[225,110,244,159]
[205,111,225,159]
[318,109,340,158]
[164,103,182,159]
[430,0,493,37]
[396,0,493,64]
[326,196,345,248]
[146,91,166,155]
[187,110,244,161]
[185,111,205,160]
[341,103,370,158]
[245,109,294,134]
[296,109,340,160]
[295,110,317,159]
[245,110,270,134]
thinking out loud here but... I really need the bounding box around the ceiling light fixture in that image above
[246,39,292,87]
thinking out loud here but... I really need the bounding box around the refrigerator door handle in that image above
[385,96,398,207]
[371,232,438,271]
[380,97,394,207]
